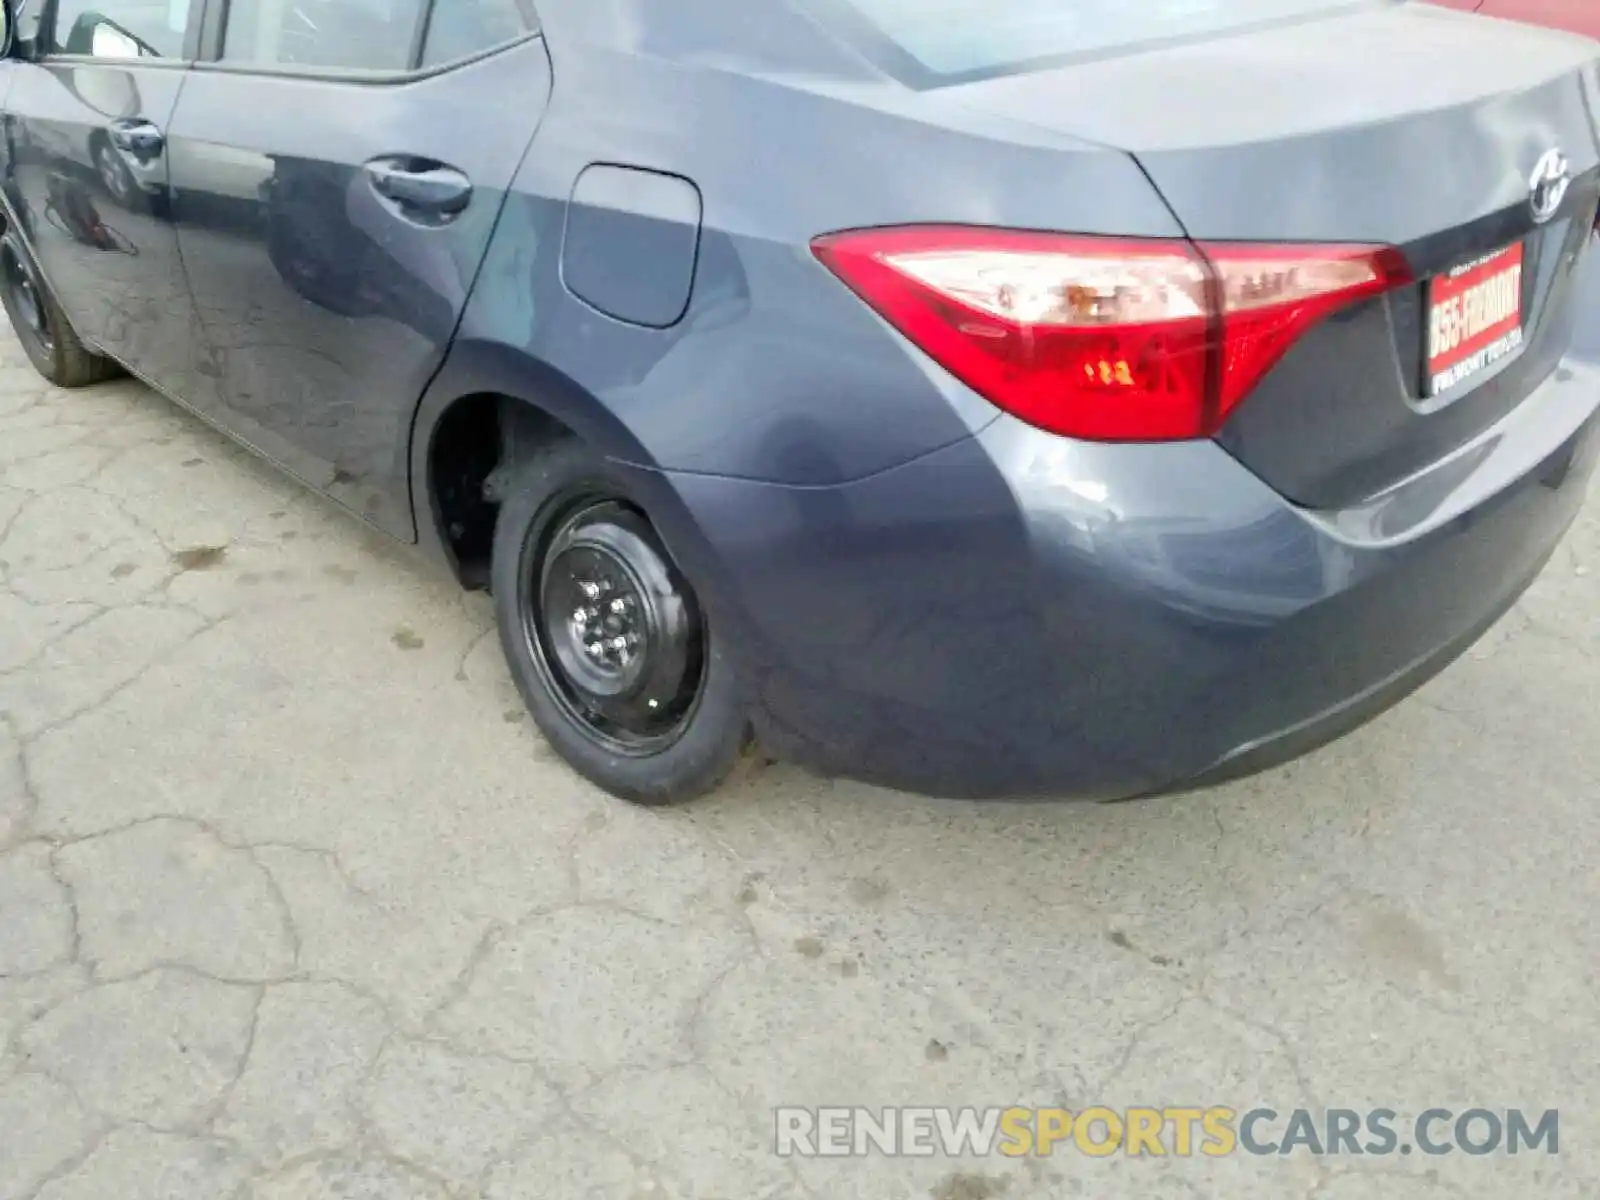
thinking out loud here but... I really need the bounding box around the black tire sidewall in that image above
[491,440,749,805]
[0,234,113,388]
[1,236,63,381]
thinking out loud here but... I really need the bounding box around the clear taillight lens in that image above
[1205,241,1413,420]
[812,227,1412,441]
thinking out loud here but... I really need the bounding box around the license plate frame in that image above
[1425,242,1526,398]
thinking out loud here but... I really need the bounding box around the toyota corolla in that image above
[0,0,1596,804]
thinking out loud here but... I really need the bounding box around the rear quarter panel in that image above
[419,10,1187,488]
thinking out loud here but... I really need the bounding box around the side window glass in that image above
[52,1,191,58]
[16,0,48,47]
[222,0,427,71]
[419,0,538,67]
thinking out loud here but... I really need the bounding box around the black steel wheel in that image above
[522,495,707,755]
[2,238,52,355]
[492,438,750,804]
[0,233,120,387]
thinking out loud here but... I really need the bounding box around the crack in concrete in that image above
[1091,994,1198,1098]
[0,492,42,556]
[420,920,505,1034]
[242,844,305,974]
[0,711,42,849]
[4,605,224,746]
[253,840,379,903]
[451,624,497,684]
[18,1122,112,1200]
[43,846,83,975]
[1518,610,1595,658]
[198,985,267,1143]
[1199,992,1323,1116]
[0,603,112,677]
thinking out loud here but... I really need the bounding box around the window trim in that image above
[35,0,210,63]
[412,0,541,71]
[191,0,541,83]
[405,0,433,69]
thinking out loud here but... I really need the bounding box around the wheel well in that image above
[427,393,572,590]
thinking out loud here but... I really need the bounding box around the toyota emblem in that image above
[1529,148,1571,225]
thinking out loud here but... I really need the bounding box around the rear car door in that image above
[167,0,548,535]
[0,0,202,393]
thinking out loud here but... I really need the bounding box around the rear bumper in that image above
[1170,547,1545,796]
[647,359,1600,800]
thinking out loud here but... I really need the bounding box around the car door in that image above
[167,0,548,536]
[0,0,203,394]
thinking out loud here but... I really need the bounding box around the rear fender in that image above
[404,339,746,638]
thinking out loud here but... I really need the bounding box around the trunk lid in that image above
[946,3,1600,508]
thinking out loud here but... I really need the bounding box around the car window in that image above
[52,0,191,58]
[419,0,537,67]
[16,0,48,46]
[816,0,1349,81]
[221,0,427,71]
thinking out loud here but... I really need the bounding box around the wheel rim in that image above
[2,243,53,354]
[520,494,707,755]
[98,149,128,201]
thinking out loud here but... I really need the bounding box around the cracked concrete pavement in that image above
[1,317,1598,1200]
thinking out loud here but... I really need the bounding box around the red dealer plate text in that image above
[1427,242,1525,397]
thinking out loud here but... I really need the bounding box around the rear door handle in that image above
[365,157,472,219]
[107,118,164,158]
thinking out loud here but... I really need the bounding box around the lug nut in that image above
[573,608,588,627]
[610,597,629,615]
[579,581,601,600]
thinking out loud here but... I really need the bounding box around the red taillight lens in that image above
[812,227,1412,442]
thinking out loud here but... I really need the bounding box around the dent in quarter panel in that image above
[563,165,702,328]
[449,186,1001,486]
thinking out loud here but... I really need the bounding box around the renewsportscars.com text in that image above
[774,1106,1559,1159]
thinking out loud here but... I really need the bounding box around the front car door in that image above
[167,0,548,535]
[0,0,202,393]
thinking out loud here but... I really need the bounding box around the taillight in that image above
[812,227,1412,442]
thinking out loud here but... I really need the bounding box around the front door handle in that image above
[107,118,164,159]
[365,157,472,219]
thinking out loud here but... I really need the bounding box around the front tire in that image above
[491,439,750,805]
[0,234,120,388]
